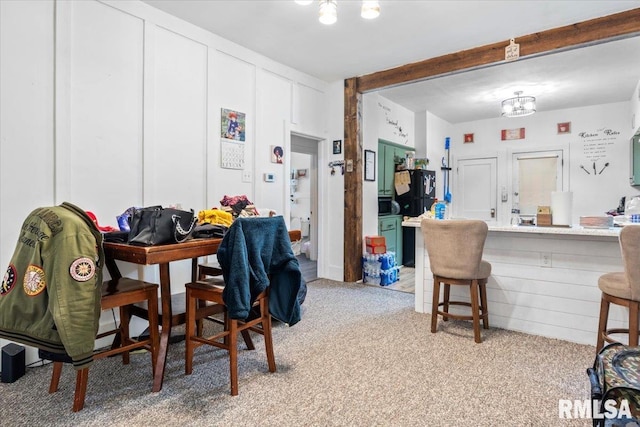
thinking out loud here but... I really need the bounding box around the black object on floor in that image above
[2,343,26,383]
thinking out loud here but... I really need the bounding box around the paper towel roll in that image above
[551,191,572,225]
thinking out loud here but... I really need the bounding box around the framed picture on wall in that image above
[364,149,376,181]
[557,122,571,134]
[333,139,342,155]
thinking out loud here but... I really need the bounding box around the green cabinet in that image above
[378,140,414,196]
[378,215,402,265]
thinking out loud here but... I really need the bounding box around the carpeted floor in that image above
[0,279,596,426]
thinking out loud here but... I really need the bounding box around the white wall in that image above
[425,111,454,202]
[362,93,415,249]
[449,102,640,224]
[0,0,329,361]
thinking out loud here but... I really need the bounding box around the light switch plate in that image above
[242,170,252,183]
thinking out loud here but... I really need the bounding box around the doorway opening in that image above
[291,134,318,282]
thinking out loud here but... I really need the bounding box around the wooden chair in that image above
[185,219,301,395]
[184,278,275,395]
[421,219,491,343]
[596,225,640,351]
[46,277,159,412]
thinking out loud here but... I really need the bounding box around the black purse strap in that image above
[172,213,197,243]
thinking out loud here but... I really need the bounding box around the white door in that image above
[456,157,497,223]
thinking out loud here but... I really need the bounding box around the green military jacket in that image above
[0,202,104,369]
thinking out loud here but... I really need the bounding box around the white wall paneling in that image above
[0,0,56,368]
[56,0,144,218]
[209,50,256,206]
[255,69,292,215]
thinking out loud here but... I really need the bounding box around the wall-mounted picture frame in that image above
[464,133,474,143]
[557,122,571,134]
[501,128,525,141]
[364,149,376,181]
[333,139,342,155]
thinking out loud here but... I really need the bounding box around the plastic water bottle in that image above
[435,202,445,220]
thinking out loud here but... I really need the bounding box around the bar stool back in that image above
[421,218,491,343]
[596,225,640,351]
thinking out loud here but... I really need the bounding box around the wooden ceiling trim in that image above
[356,7,640,93]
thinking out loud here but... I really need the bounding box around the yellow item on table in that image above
[197,209,233,227]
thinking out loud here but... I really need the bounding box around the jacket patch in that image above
[1,265,17,296]
[24,265,46,296]
[69,257,95,282]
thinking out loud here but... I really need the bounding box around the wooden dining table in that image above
[102,229,301,392]
[103,238,223,392]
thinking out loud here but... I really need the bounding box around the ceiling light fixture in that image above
[501,91,536,117]
[296,1,380,25]
[361,1,380,19]
[319,0,337,25]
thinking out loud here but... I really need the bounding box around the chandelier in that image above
[501,91,536,118]
[295,1,381,25]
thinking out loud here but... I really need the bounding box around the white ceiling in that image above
[140,0,640,123]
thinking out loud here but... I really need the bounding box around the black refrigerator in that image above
[395,169,436,216]
[395,169,436,267]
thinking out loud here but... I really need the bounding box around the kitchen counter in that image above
[402,218,621,238]
[408,218,624,345]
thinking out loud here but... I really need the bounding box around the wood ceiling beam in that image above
[343,8,640,283]
[356,8,640,93]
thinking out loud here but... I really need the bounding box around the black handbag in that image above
[127,206,196,246]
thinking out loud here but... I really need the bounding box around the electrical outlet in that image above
[242,170,252,183]
[540,252,552,268]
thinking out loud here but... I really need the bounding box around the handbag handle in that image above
[172,214,197,243]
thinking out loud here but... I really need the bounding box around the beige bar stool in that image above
[596,225,640,352]
[421,219,491,343]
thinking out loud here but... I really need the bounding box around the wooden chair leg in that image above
[120,305,131,365]
[479,281,489,329]
[442,284,450,321]
[596,295,610,351]
[431,276,440,333]
[470,279,482,343]
[146,288,160,376]
[229,319,238,396]
[49,362,63,393]
[72,368,89,412]
[630,301,639,347]
[261,297,276,373]
[185,290,195,375]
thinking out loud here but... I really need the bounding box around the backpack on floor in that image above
[587,342,640,426]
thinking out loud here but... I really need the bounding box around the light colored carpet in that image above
[0,279,594,426]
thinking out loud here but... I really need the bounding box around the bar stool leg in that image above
[470,279,482,344]
[442,284,450,321]
[630,301,639,347]
[596,295,610,351]
[431,276,441,333]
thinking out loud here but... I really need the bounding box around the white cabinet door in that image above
[456,157,497,223]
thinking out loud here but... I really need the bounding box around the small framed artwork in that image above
[501,128,525,141]
[333,139,342,155]
[464,133,474,143]
[271,145,284,164]
[297,169,307,178]
[364,149,376,181]
[557,122,571,134]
